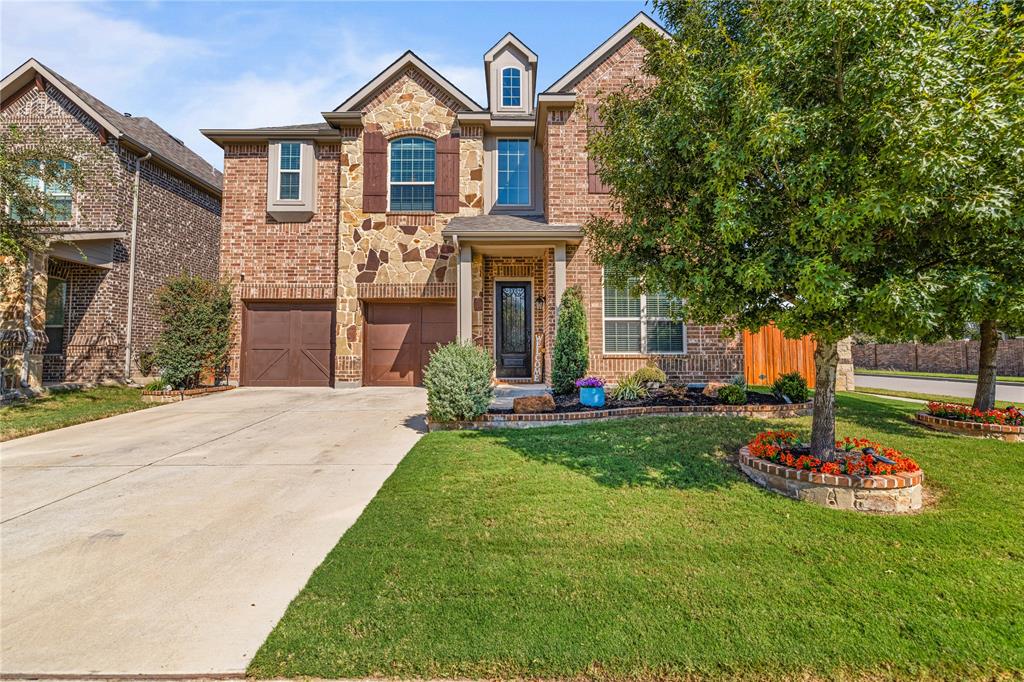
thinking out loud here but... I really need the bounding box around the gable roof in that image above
[484,33,538,64]
[543,12,668,94]
[1,58,222,194]
[333,50,484,114]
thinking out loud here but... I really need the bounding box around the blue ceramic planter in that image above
[579,386,606,408]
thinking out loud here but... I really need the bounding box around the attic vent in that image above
[123,112,132,117]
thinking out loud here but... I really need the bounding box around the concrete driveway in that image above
[0,386,426,677]
[855,373,1024,403]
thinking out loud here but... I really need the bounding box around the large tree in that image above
[586,0,1019,455]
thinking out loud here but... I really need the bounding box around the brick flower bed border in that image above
[141,385,234,403]
[915,412,1023,442]
[737,446,923,513]
[428,400,813,431]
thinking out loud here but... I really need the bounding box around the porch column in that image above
[458,243,473,342]
[553,241,566,308]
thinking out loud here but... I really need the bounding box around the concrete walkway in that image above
[0,386,427,677]
[855,373,1024,403]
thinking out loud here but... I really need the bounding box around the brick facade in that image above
[1,79,221,387]
[853,339,1024,377]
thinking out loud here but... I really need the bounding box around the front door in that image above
[495,281,531,379]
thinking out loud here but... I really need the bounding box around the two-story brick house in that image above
[1,59,222,388]
[203,13,744,388]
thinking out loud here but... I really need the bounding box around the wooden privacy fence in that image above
[744,325,816,386]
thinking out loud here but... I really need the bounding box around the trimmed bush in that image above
[153,274,232,390]
[610,375,649,401]
[717,383,747,405]
[552,286,589,394]
[772,371,810,403]
[423,341,495,422]
[631,365,667,386]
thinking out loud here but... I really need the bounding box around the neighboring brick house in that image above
[1,59,222,388]
[203,12,744,388]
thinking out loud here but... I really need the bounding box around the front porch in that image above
[446,215,582,386]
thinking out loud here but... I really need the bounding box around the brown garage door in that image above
[364,302,456,386]
[242,302,334,386]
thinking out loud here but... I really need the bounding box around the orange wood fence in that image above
[744,325,816,386]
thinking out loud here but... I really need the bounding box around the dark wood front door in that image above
[495,282,531,379]
[364,302,456,386]
[242,302,334,386]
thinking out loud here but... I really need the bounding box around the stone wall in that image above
[2,82,221,386]
[853,339,1024,376]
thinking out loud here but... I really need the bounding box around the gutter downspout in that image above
[123,151,151,382]
[20,253,35,389]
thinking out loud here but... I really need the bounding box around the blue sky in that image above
[2,1,650,168]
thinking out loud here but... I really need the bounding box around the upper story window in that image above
[603,269,686,354]
[496,139,530,206]
[389,137,435,212]
[501,67,521,107]
[278,142,302,200]
[17,159,73,221]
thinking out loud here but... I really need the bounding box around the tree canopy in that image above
[586,0,1024,454]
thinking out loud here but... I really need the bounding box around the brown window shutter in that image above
[587,103,611,194]
[362,131,387,213]
[435,134,460,214]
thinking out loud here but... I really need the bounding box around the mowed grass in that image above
[0,385,152,441]
[250,393,1024,681]
[857,368,1024,384]
[852,386,1016,409]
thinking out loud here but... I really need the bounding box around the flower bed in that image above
[141,385,234,403]
[490,385,789,416]
[738,431,923,513]
[916,402,1023,441]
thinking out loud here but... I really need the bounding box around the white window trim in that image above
[21,160,73,221]
[386,136,436,213]
[601,269,687,355]
[500,67,522,108]
[278,142,302,201]
[495,137,531,207]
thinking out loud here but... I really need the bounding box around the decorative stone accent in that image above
[737,446,924,513]
[357,282,455,300]
[836,337,856,391]
[429,400,813,431]
[512,394,556,414]
[915,412,1023,442]
[141,385,234,403]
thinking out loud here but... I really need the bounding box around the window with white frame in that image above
[278,142,302,200]
[19,159,73,221]
[501,67,521,107]
[603,269,686,354]
[496,139,529,206]
[389,137,435,211]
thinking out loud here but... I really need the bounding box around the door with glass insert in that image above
[495,282,531,378]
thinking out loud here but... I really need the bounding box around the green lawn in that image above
[0,385,153,441]
[852,386,1016,409]
[857,368,1024,384]
[251,393,1024,681]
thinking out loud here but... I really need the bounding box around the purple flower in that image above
[575,376,605,388]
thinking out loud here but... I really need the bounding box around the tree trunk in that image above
[811,337,839,458]
[973,319,999,412]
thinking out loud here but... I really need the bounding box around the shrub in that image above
[144,378,168,391]
[135,348,156,376]
[153,274,232,390]
[631,364,667,386]
[772,371,809,403]
[552,286,588,394]
[717,383,747,405]
[423,341,495,422]
[610,375,649,401]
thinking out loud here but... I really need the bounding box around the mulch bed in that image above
[489,387,787,415]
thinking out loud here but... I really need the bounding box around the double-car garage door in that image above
[242,301,454,387]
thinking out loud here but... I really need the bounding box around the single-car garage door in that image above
[364,302,456,386]
[243,302,334,386]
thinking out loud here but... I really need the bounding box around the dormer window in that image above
[501,67,521,107]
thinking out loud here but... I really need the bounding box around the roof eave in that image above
[120,136,222,196]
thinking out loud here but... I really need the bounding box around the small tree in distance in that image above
[551,286,589,394]
[586,0,1020,455]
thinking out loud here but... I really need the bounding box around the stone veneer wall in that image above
[333,71,485,384]
[2,83,221,386]
[543,36,743,384]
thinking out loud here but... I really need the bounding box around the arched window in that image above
[501,67,521,107]
[389,137,435,211]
